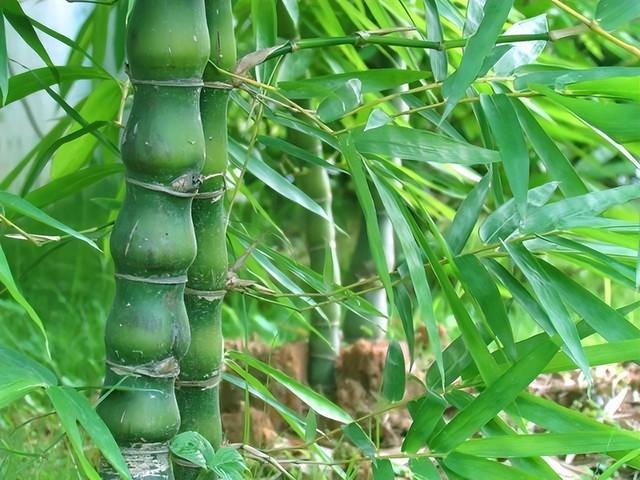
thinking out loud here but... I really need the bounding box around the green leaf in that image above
[279,69,432,99]
[352,126,501,165]
[424,0,447,81]
[480,94,529,219]
[409,457,440,480]
[402,392,447,453]
[3,0,53,69]
[430,339,558,453]
[257,135,344,173]
[521,184,640,235]
[207,447,247,480]
[540,261,640,341]
[170,431,213,469]
[493,15,548,76]
[479,182,558,243]
[0,346,56,409]
[457,432,640,457]
[342,422,376,458]
[227,351,353,423]
[0,14,8,104]
[25,164,123,209]
[317,78,362,122]
[0,243,49,355]
[370,172,442,380]
[373,458,395,479]
[444,452,541,480]
[304,410,317,443]
[513,66,640,91]
[252,0,277,83]
[47,386,131,480]
[340,135,394,306]
[50,80,121,178]
[0,191,99,250]
[3,66,110,106]
[456,255,517,361]
[595,0,640,31]
[511,99,587,197]
[545,338,640,373]
[532,84,640,144]
[394,283,415,363]
[442,0,514,117]
[229,139,332,223]
[446,173,491,254]
[382,341,406,402]
[563,76,640,102]
[504,243,590,379]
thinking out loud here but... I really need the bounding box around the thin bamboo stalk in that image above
[174,1,236,478]
[97,2,210,479]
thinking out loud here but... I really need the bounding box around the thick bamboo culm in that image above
[97,2,210,479]
[174,1,236,478]
[295,132,342,395]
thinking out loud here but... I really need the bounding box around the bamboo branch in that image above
[550,0,640,58]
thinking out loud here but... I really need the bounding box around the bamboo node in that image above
[115,272,188,285]
[184,287,227,301]
[203,80,234,90]
[126,177,200,198]
[106,357,180,378]
[176,368,221,390]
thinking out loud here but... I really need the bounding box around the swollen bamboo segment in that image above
[97,2,210,478]
[174,1,236,477]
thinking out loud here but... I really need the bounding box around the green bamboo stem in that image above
[174,1,236,478]
[97,2,210,479]
[250,31,555,67]
[295,134,342,395]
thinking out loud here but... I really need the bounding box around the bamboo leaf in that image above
[3,0,54,69]
[0,346,56,409]
[352,126,501,165]
[522,184,640,235]
[373,459,395,479]
[511,99,587,197]
[480,94,529,219]
[402,392,447,453]
[456,255,517,360]
[532,84,640,144]
[493,15,548,76]
[0,243,49,356]
[279,69,432,99]
[252,0,277,82]
[394,283,415,363]
[170,431,213,469]
[229,139,332,223]
[317,78,362,123]
[479,182,558,243]
[3,66,110,106]
[446,173,491,254]
[444,452,541,480]
[424,0,447,81]
[514,66,640,91]
[382,341,405,402]
[545,339,640,373]
[257,135,344,173]
[443,0,514,117]
[0,191,99,250]
[227,351,353,423]
[409,458,440,480]
[457,432,640,458]
[342,422,376,458]
[504,243,590,379]
[430,339,558,453]
[48,386,131,480]
[595,0,640,31]
[370,171,442,379]
[340,136,394,306]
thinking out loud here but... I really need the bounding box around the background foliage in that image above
[0,0,639,478]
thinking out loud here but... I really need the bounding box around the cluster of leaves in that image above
[1,0,639,479]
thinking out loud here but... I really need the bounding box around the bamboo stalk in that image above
[295,136,342,395]
[174,1,236,478]
[97,2,210,479]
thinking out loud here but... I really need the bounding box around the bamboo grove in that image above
[1,0,640,479]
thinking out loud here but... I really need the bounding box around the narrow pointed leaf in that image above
[382,341,405,402]
[446,173,491,254]
[425,0,447,81]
